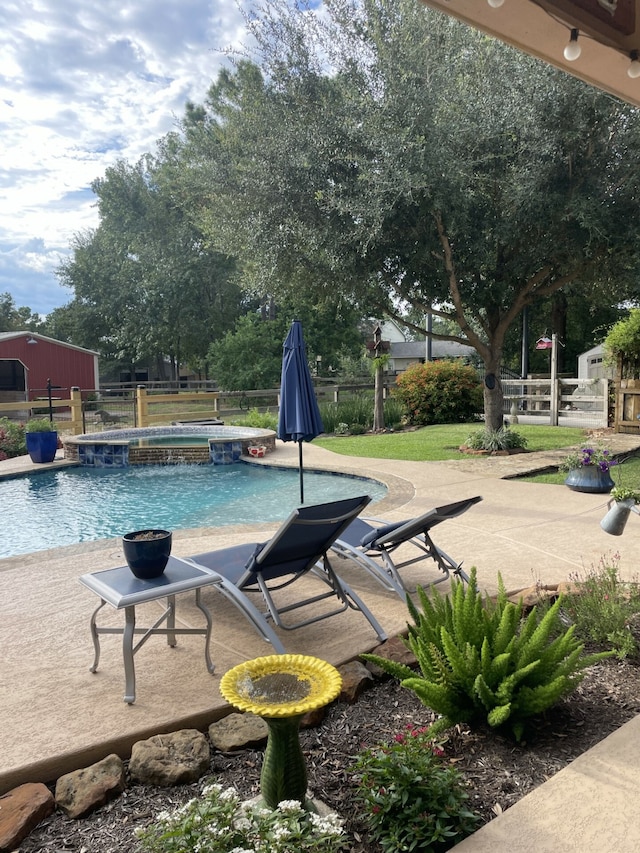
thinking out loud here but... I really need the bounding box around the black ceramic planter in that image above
[122,529,172,579]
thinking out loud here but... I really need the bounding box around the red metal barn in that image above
[0,332,99,402]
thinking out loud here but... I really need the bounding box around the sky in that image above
[0,1,250,317]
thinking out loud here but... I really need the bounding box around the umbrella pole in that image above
[299,441,304,504]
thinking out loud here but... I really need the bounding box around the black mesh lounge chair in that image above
[330,496,483,601]
[186,494,387,653]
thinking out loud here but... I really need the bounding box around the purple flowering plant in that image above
[560,445,618,473]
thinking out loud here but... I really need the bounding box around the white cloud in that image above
[0,0,248,315]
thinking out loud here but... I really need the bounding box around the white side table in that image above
[79,556,217,703]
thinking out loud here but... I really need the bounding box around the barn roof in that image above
[0,331,99,356]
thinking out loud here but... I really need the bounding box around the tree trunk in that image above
[483,364,505,431]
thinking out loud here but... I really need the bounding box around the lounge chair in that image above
[185,494,387,652]
[331,496,483,600]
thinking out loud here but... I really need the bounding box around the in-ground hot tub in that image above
[63,425,276,467]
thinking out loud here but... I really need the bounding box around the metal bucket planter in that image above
[601,499,639,536]
[564,466,615,493]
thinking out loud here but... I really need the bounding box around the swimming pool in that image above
[0,463,387,559]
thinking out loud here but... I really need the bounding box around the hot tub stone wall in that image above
[63,426,276,467]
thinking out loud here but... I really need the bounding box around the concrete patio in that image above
[2,436,640,851]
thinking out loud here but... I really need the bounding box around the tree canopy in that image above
[55,147,244,380]
[179,0,640,426]
[0,292,43,333]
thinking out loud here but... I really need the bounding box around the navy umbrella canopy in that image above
[277,320,324,503]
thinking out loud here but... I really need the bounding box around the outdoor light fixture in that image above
[26,336,37,344]
[629,51,640,79]
[563,28,581,62]
[487,0,505,8]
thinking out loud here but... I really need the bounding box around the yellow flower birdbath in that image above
[220,654,342,809]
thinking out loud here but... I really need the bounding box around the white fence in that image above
[503,377,608,429]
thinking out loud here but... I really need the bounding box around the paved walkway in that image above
[2,434,640,851]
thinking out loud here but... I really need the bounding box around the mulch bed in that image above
[19,653,640,853]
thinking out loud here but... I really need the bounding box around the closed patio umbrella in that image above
[277,320,324,503]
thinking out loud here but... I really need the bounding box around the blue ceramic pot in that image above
[564,466,615,493]
[25,431,58,464]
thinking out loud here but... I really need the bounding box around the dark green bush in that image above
[318,394,404,433]
[363,569,611,741]
[465,426,528,451]
[394,361,483,425]
[228,408,278,430]
[353,726,480,853]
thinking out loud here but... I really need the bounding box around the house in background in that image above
[0,332,99,404]
[379,320,475,375]
[577,344,614,381]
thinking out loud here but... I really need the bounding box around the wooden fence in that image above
[0,377,610,433]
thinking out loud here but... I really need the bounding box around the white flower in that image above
[253,807,272,818]
[202,782,224,796]
[273,825,292,839]
[219,787,240,803]
[205,824,229,837]
[154,810,173,824]
[276,799,304,814]
[308,811,345,835]
[178,798,198,814]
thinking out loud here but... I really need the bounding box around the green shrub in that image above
[319,395,369,432]
[563,555,640,659]
[228,408,278,430]
[349,423,367,435]
[464,426,528,452]
[26,417,55,432]
[363,569,611,741]
[382,396,404,427]
[394,362,483,426]
[318,393,406,434]
[353,726,480,853]
[0,418,26,460]
[604,308,640,376]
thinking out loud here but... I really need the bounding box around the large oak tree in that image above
[182,0,640,427]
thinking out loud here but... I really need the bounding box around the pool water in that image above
[0,464,387,559]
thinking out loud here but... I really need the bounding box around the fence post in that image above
[603,377,610,427]
[69,387,83,435]
[136,386,149,428]
[550,334,559,426]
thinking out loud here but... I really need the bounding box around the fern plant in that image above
[362,569,612,741]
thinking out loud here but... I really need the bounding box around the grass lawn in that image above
[314,423,588,462]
